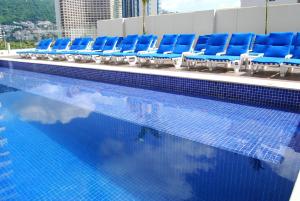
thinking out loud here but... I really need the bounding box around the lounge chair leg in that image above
[280,66,288,77]
[174,58,183,69]
[288,67,294,73]
[234,66,240,74]
[208,62,213,71]
[128,56,137,66]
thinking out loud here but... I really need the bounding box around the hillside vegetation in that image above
[0,0,55,24]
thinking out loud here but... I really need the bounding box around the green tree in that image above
[141,0,149,34]
[0,0,55,24]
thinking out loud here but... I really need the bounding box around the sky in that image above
[160,0,241,12]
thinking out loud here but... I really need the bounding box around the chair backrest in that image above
[194,35,211,52]
[77,37,93,50]
[264,32,294,58]
[291,32,300,59]
[290,33,297,55]
[36,40,45,49]
[58,38,71,50]
[38,39,52,50]
[52,38,63,50]
[134,35,154,53]
[252,34,269,53]
[172,34,195,54]
[92,36,107,51]
[120,34,139,52]
[69,38,83,50]
[102,36,119,51]
[225,33,254,56]
[116,37,123,50]
[204,33,229,55]
[157,34,178,54]
[150,35,158,48]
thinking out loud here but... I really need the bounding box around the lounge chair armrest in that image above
[195,52,205,55]
[150,48,158,51]
[248,52,264,57]
[138,50,157,54]
[216,52,226,56]
[285,54,293,59]
[123,50,134,53]
[103,50,119,53]
[182,52,197,57]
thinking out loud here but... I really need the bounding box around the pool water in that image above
[0,68,299,201]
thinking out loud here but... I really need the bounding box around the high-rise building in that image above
[111,0,123,19]
[55,0,112,38]
[122,0,160,18]
[241,0,300,7]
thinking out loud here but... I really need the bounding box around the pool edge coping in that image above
[0,57,299,91]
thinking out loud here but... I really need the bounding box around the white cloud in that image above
[161,0,240,12]
[99,138,216,200]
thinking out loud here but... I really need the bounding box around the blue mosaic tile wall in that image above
[0,60,299,112]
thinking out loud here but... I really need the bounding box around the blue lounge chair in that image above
[151,34,196,68]
[17,38,52,58]
[206,33,254,73]
[48,37,83,60]
[243,34,269,69]
[280,32,300,77]
[137,34,179,66]
[249,32,294,75]
[74,36,108,61]
[184,33,229,69]
[32,38,71,59]
[49,37,93,61]
[194,35,211,53]
[84,36,120,63]
[111,35,155,65]
[96,34,139,63]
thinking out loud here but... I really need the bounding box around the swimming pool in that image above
[0,67,299,201]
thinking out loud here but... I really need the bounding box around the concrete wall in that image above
[97,3,300,37]
[97,18,124,36]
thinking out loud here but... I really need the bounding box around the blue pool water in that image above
[0,67,299,201]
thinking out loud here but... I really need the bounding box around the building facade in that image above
[241,0,300,7]
[122,0,161,18]
[55,0,112,38]
[55,0,160,37]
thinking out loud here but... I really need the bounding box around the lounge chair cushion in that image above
[136,53,156,58]
[252,34,269,53]
[113,52,136,57]
[185,55,213,61]
[120,35,139,52]
[283,59,300,66]
[208,56,241,62]
[157,34,178,54]
[194,35,210,52]
[203,33,229,55]
[251,57,285,65]
[172,34,195,54]
[264,32,294,57]
[153,53,182,59]
[134,35,153,53]
[225,33,253,56]
[92,37,107,51]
